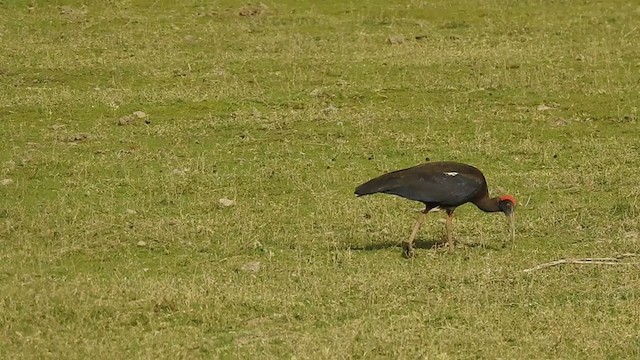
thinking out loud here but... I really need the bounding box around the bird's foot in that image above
[430,241,456,252]
[402,242,415,258]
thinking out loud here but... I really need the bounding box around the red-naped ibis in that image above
[355,161,516,257]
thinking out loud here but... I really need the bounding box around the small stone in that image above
[118,115,134,126]
[537,104,552,111]
[218,198,236,207]
[1,179,14,186]
[137,240,147,247]
[126,209,137,215]
[240,261,261,272]
[132,111,147,119]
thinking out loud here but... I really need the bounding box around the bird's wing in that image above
[378,171,485,205]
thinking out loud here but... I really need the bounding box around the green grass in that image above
[1,0,640,358]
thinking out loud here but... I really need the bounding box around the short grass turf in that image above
[1,0,640,358]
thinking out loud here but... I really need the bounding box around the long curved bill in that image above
[508,212,516,242]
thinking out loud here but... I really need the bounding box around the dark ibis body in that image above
[355,161,516,257]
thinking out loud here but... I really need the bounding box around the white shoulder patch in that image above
[444,172,458,176]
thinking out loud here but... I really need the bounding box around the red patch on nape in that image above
[499,195,517,205]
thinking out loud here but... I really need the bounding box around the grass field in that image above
[1,0,640,358]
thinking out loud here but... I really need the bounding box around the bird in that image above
[355,161,516,258]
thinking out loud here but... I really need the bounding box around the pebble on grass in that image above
[117,111,149,126]
[218,198,236,207]
[240,261,261,273]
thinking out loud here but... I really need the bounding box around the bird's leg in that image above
[402,211,427,258]
[445,209,455,250]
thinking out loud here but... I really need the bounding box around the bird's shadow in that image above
[349,238,502,252]
[348,238,441,251]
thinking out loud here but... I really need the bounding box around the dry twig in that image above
[523,253,639,273]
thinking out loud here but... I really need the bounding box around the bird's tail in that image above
[354,171,402,197]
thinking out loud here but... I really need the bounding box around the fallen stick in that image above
[523,254,639,273]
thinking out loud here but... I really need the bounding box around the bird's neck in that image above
[473,196,501,213]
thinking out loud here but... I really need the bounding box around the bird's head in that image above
[498,195,517,242]
[498,195,516,215]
